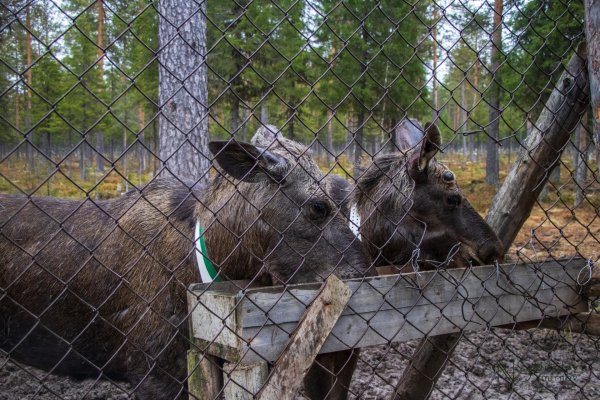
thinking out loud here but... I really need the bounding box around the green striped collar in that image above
[194,221,221,283]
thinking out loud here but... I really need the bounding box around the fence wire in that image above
[0,0,598,399]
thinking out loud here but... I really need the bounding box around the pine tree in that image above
[158,0,209,184]
[486,0,502,186]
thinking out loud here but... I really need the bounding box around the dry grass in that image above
[440,153,600,262]
[0,158,153,199]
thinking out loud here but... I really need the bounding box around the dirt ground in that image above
[0,356,130,400]
[350,329,600,400]
[2,328,599,399]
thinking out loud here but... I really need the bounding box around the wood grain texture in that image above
[223,361,268,400]
[256,275,352,400]
[499,312,600,336]
[585,0,600,168]
[188,259,588,364]
[187,351,222,400]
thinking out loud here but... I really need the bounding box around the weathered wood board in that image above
[256,275,352,400]
[187,258,590,364]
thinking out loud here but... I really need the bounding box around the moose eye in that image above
[442,170,455,183]
[446,194,462,207]
[307,201,330,221]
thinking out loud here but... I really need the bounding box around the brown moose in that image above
[303,120,503,399]
[0,134,370,399]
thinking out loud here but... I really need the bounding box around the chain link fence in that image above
[0,0,598,399]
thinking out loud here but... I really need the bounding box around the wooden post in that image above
[584,0,600,169]
[487,43,590,250]
[391,45,590,400]
[257,275,352,400]
[187,351,223,400]
[223,362,268,400]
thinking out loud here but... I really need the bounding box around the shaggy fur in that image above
[0,135,369,399]
[351,122,502,269]
[305,122,503,400]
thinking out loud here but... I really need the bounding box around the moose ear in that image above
[209,141,289,183]
[417,122,441,171]
[394,118,424,151]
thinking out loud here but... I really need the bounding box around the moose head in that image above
[197,125,370,284]
[352,119,503,269]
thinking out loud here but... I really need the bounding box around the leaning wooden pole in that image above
[392,44,590,400]
[584,0,600,168]
[257,275,351,400]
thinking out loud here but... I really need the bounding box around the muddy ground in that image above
[2,328,599,399]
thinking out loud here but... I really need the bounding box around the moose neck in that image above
[352,152,418,267]
[193,176,272,282]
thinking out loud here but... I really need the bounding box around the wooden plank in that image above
[187,284,243,352]
[239,259,582,328]
[516,312,600,336]
[256,275,352,400]
[188,259,589,363]
[223,361,268,400]
[241,286,586,361]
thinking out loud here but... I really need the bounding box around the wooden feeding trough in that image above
[186,258,594,399]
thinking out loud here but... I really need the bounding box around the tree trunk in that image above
[95,132,104,174]
[431,6,438,122]
[461,79,467,154]
[138,106,146,184]
[79,144,86,181]
[540,162,560,200]
[123,127,128,192]
[486,0,503,186]
[25,5,33,171]
[231,96,239,138]
[158,0,209,184]
[260,100,268,125]
[241,105,248,142]
[346,113,354,166]
[327,109,334,163]
[138,106,146,172]
[95,0,105,174]
[584,0,600,169]
[469,61,479,162]
[392,44,590,400]
[15,78,20,134]
[288,107,295,140]
[353,110,364,177]
[574,115,588,208]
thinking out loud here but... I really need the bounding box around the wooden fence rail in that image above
[186,258,594,399]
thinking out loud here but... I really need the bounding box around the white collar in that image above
[349,203,362,241]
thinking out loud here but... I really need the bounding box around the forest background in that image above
[0,0,595,210]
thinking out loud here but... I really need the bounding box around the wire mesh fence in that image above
[0,0,598,399]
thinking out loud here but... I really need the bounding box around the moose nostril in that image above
[478,239,504,264]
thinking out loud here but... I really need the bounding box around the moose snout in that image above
[476,237,504,265]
